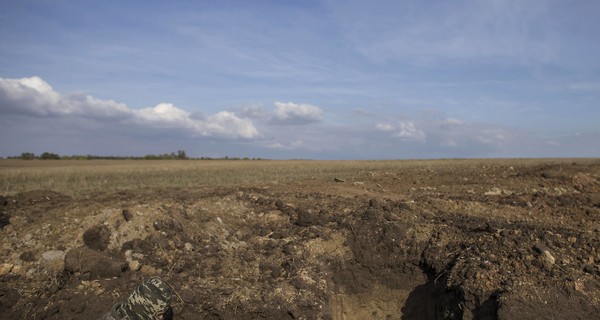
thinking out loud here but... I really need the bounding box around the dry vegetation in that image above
[1,158,588,197]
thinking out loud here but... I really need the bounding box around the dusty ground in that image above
[1,159,599,319]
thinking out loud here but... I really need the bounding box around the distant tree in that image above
[39,152,60,160]
[20,152,36,160]
[177,150,188,160]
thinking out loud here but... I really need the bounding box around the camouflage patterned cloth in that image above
[98,277,173,320]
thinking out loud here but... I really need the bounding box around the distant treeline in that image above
[8,151,265,161]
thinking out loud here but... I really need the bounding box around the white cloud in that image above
[270,101,324,125]
[376,121,426,142]
[375,123,394,131]
[0,76,259,139]
[442,118,464,126]
[396,121,426,142]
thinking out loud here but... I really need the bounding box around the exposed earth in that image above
[1,159,600,319]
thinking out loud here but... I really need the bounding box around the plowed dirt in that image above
[1,159,599,319]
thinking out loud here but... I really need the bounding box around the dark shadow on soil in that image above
[473,292,499,320]
[401,271,463,320]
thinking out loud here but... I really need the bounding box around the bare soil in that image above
[1,159,599,319]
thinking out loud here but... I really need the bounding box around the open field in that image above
[1,158,600,319]
[1,159,468,197]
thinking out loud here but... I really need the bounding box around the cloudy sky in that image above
[1,0,599,159]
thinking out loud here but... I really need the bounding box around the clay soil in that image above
[1,159,599,319]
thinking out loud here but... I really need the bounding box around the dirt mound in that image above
[1,160,599,319]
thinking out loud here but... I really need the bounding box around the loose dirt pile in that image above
[1,160,599,319]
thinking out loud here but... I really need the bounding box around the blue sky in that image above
[1,0,599,159]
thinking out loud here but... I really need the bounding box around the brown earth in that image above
[1,159,599,319]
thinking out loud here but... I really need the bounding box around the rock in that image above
[485,187,513,196]
[0,212,9,229]
[19,251,36,262]
[274,199,285,210]
[124,249,133,261]
[184,242,194,251]
[26,268,36,277]
[533,245,555,269]
[83,225,111,251]
[180,288,196,303]
[369,198,379,208]
[64,247,127,278]
[334,177,345,182]
[42,250,66,271]
[295,207,326,227]
[11,265,22,274]
[541,250,556,269]
[0,263,14,275]
[122,209,133,222]
[128,260,141,271]
[485,187,503,196]
[140,265,158,275]
[153,219,183,232]
[42,250,66,261]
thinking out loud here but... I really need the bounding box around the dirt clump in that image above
[83,225,111,251]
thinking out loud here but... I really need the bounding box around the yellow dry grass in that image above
[0,158,593,198]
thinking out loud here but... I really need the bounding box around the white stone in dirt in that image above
[484,187,513,196]
[42,250,66,262]
[41,250,66,271]
[124,249,133,261]
[184,242,194,251]
[542,250,556,268]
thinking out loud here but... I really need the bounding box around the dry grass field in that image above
[1,158,586,196]
[0,159,419,196]
[1,158,600,319]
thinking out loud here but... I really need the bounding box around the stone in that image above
[0,212,9,229]
[42,250,66,262]
[0,263,14,275]
[485,187,503,196]
[122,209,133,222]
[26,268,36,277]
[140,265,158,275]
[10,265,22,274]
[129,260,141,271]
[295,207,326,227]
[533,245,556,270]
[541,250,555,268]
[334,177,345,182]
[153,219,183,232]
[19,251,36,262]
[184,242,194,251]
[41,250,66,271]
[64,247,127,278]
[124,249,133,261]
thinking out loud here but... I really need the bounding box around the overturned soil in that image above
[1,159,600,319]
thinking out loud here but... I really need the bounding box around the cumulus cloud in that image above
[0,76,258,139]
[376,121,426,142]
[442,118,464,126]
[270,101,324,125]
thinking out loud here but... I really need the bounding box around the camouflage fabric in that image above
[99,277,173,320]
